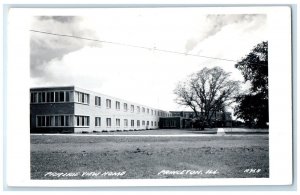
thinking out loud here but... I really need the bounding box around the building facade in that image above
[30,86,171,133]
[159,111,233,129]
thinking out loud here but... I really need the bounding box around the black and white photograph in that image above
[29,8,269,180]
[4,5,293,188]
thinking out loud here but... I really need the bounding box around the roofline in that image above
[30,85,75,90]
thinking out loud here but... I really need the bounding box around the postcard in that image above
[5,6,293,187]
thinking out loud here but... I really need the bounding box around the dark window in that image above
[59,91,64,102]
[38,92,42,102]
[46,92,51,102]
[65,116,69,126]
[37,116,42,126]
[50,116,55,126]
[81,93,84,102]
[55,116,59,126]
[31,92,37,103]
[95,96,101,106]
[41,116,46,126]
[65,92,70,102]
[55,92,59,102]
[95,117,101,126]
[131,120,134,127]
[61,116,65,126]
[106,99,111,108]
[46,116,51,126]
[106,118,111,127]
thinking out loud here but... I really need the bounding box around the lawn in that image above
[31,131,269,179]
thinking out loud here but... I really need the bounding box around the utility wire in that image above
[30,29,268,66]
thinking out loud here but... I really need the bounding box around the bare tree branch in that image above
[174,66,241,129]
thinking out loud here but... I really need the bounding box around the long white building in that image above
[30,86,171,133]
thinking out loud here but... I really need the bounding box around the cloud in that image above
[30,16,98,78]
[185,14,267,52]
[37,16,76,23]
[30,12,267,111]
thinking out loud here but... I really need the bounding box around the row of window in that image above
[36,115,157,128]
[36,115,90,127]
[31,90,171,117]
[94,117,157,127]
[30,91,90,104]
[96,97,170,116]
[31,91,73,103]
[162,120,177,127]
[75,91,89,104]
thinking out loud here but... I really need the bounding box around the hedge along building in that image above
[30,86,171,133]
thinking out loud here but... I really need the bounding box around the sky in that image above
[30,8,267,112]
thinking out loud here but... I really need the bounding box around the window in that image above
[37,116,42,126]
[155,121,157,126]
[42,92,46,103]
[84,93,89,104]
[106,99,111,109]
[124,119,128,127]
[55,116,60,126]
[151,121,153,126]
[124,103,128,111]
[75,116,89,126]
[95,96,101,106]
[151,110,153,115]
[37,92,46,103]
[142,120,145,126]
[147,108,149,114]
[65,116,70,126]
[30,92,38,103]
[60,116,65,126]
[137,106,140,113]
[130,105,134,112]
[142,107,145,113]
[137,120,140,127]
[46,92,51,102]
[36,115,73,127]
[171,120,176,127]
[131,120,134,127]
[75,91,89,104]
[37,116,45,126]
[106,118,111,127]
[65,91,70,102]
[116,119,120,127]
[55,92,59,102]
[51,92,55,102]
[95,117,101,126]
[59,91,65,102]
[116,101,120,110]
[50,116,55,126]
[147,121,149,126]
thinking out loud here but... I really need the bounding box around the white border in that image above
[5,6,292,187]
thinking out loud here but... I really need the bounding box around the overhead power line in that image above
[30,29,268,66]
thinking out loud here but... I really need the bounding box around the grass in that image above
[31,131,269,180]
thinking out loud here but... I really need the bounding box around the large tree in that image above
[234,41,268,127]
[174,67,240,129]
